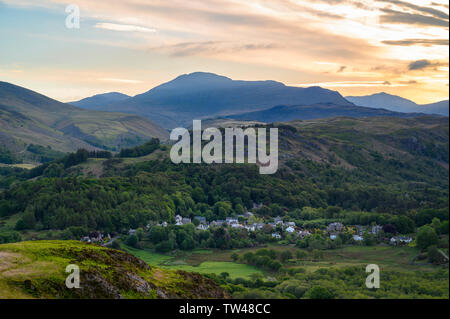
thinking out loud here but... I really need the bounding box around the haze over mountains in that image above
[1,73,448,164]
[70,72,448,128]
[70,92,130,109]
[0,81,168,162]
[346,93,449,116]
[224,103,423,123]
[70,72,355,128]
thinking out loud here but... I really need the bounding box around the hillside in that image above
[70,92,130,110]
[0,240,228,299]
[224,103,422,123]
[346,93,449,116]
[0,116,447,239]
[0,82,168,163]
[0,116,448,300]
[76,72,354,128]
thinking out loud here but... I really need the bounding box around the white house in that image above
[196,224,209,231]
[353,235,363,241]
[390,236,412,245]
[327,222,344,232]
[255,223,265,230]
[271,233,282,239]
[286,222,296,227]
[298,230,311,239]
[274,216,283,225]
[182,217,191,225]
[226,217,239,225]
[285,226,295,233]
[194,216,207,224]
[371,225,383,234]
[245,225,256,232]
[175,215,183,226]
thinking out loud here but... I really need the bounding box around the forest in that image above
[0,117,448,299]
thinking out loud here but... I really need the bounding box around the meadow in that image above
[123,243,439,281]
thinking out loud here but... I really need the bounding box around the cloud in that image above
[382,39,449,46]
[380,8,449,27]
[97,78,143,84]
[431,2,449,9]
[399,80,418,84]
[291,81,407,88]
[378,0,449,20]
[94,23,157,33]
[408,60,440,70]
[1,0,449,103]
[151,41,279,57]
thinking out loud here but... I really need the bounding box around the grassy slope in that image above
[122,243,440,282]
[66,115,448,176]
[123,245,262,279]
[282,116,449,169]
[0,240,228,299]
[0,82,168,163]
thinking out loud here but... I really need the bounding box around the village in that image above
[80,210,413,248]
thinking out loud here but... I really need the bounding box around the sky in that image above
[0,0,448,104]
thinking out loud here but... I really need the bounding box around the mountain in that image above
[420,100,449,116]
[82,72,354,128]
[0,81,168,163]
[223,103,424,123]
[0,240,228,299]
[345,93,449,116]
[70,92,130,110]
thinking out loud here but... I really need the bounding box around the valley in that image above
[0,114,448,299]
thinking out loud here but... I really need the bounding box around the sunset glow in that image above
[0,0,448,103]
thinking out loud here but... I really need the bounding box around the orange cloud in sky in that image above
[1,0,448,103]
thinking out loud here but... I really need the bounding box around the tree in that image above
[220,272,230,280]
[311,249,324,260]
[280,250,293,263]
[427,245,440,264]
[363,233,376,246]
[268,260,282,272]
[307,286,334,299]
[231,252,239,262]
[181,236,195,250]
[391,216,415,234]
[296,250,308,260]
[431,218,441,231]
[111,240,121,250]
[126,234,139,248]
[382,224,397,235]
[416,226,438,249]
[439,220,449,235]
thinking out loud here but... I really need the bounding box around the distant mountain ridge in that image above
[72,72,354,128]
[70,92,130,110]
[0,81,168,163]
[346,93,449,116]
[224,103,425,123]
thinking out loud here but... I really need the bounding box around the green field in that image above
[122,245,262,279]
[122,243,438,281]
[166,261,262,279]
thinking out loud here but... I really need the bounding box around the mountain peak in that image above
[175,72,232,81]
[156,72,234,90]
[77,73,354,128]
[70,92,130,109]
[346,92,448,116]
